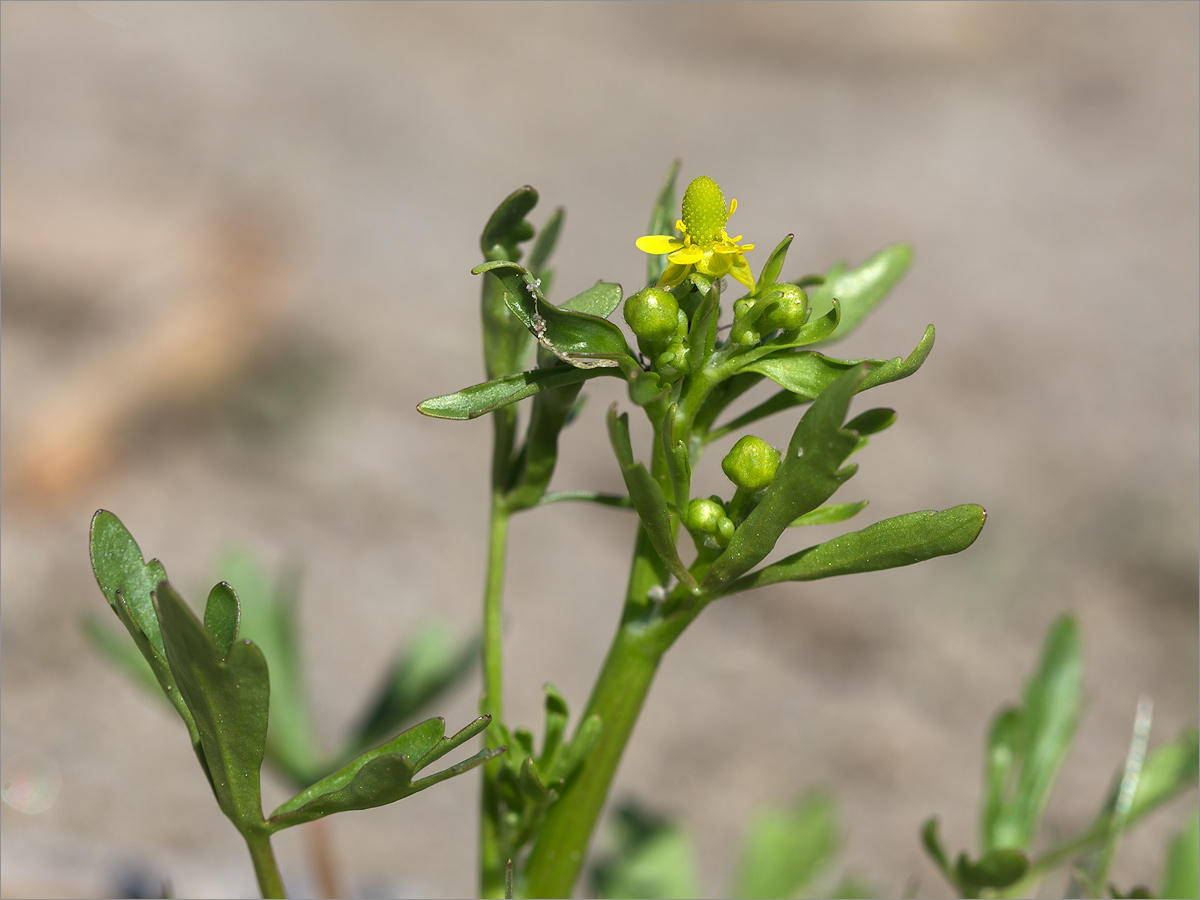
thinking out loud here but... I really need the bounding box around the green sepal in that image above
[267,716,498,832]
[788,500,869,527]
[475,261,635,369]
[702,366,867,591]
[418,365,609,420]
[755,234,795,294]
[155,580,270,834]
[719,505,986,594]
[607,405,698,592]
[646,161,681,286]
[805,243,913,344]
[88,511,206,777]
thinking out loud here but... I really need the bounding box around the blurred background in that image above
[1,2,1196,897]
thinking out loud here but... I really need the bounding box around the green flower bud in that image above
[624,287,680,344]
[757,283,808,332]
[685,497,725,535]
[721,435,781,492]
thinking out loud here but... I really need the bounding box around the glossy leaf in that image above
[607,406,698,592]
[203,582,239,661]
[721,505,987,594]
[476,261,634,369]
[268,716,497,831]
[732,792,839,900]
[481,187,539,380]
[645,161,681,286]
[155,580,270,833]
[805,243,913,343]
[561,280,624,320]
[755,234,795,294]
[89,511,204,771]
[788,500,869,527]
[703,366,867,591]
[418,365,608,420]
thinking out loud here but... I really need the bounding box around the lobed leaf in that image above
[805,243,913,343]
[702,366,867,591]
[155,581,270,834]
[268,716,496,831]
[721,505,987,594]
[607,406,698,591]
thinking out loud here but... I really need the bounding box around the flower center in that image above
[680,176,728,246]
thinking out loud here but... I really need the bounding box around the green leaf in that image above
[845,407,897,436]
[731,792,840,900]
[805,243,913,343]
[528,206,564,275]
[203,582,239,661]
[481,187,540,380]
[268,716,497,831]
[561,280,623,319]
[743,325,935,401]
[788,501,869,527]
[418,365,609,420]
[722,504,987,594]
[989,615,1084,851]
[983,707,1022,853]
[350,621,479,755]
[702,366,867,591]
[82,615,162,698]
[921,817,954,880]
[481,185,538,260]
[155,581,269,834]
[1160,809,1199,900]
[538,491,634,509]
[475,260,635,369]
[645,161,681,286]
[755,234,795,294]
[606,406,698,592]
[590,803,701,900]
[88,512,205,774]
[955,848,1029,891]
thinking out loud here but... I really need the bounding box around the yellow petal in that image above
[636,235,682,254]
[728,198,738,217]
[657,262,690,288]
[728,255,756,290]
[669,245,704,264]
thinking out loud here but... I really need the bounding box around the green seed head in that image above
[721,435,781,492]
[681,176,728,245]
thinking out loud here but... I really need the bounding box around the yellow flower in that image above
[636,176,756,290]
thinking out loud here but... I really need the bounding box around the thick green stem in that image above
[245,829,287,899]
[522,559,667,898]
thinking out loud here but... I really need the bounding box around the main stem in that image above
[245,829,287,899]
[523,434,681,898]
[480,408,516,898]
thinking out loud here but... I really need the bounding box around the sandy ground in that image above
[1,2,1197,897]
